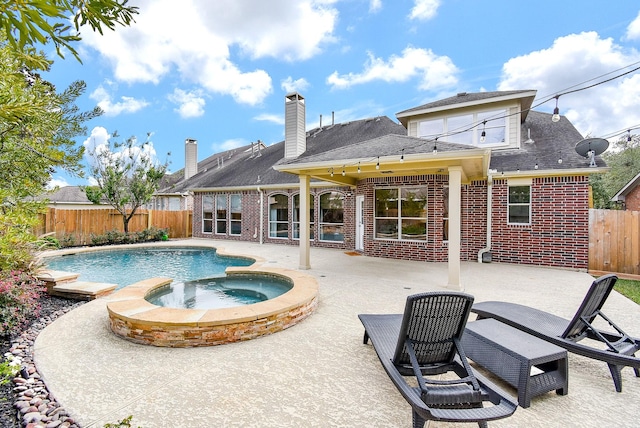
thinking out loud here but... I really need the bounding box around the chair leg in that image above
[607,363,623,392]
[411,410,425,428]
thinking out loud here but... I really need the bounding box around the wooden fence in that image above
[36,208,192,245]
[589,209,640,280]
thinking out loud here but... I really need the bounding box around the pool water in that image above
[44,247,254,290]
[146,276,293,309]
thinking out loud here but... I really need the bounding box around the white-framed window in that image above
[319,192,344,242]
[202,195,214,233]
[216,194,227,234]
[418,109,507,147]
[230,194,242,235]
[293,193,314,240]
[269,194,289,238]
[375,186,428,241]
[508,185,531,224]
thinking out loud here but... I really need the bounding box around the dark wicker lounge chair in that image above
[472,274,640,392]
[359,292,517,428]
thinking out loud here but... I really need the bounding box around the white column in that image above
[299,175,311,270]
[447,166,462,290]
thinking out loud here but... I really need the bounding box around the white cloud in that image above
[168,89,206,118]
[326,46,458,90]
[90,84,149,116]
[369,0,382,13]
[409,0,441,21]
[254,113,285,125]
[214,138,248,152]
[626,11,640,40]
[498,31,640,138]
[79,0,338,106]
[46,177,70,190]
[281,76,310,93]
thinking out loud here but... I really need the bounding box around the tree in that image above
[84,133,170,233]
[0,0,138,61]
[0,43,101,271]
[590,134,640,209]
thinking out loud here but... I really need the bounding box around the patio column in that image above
[299,174,311,270]
[447,166,462,290]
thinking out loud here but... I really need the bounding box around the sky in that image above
[44,0,640,187]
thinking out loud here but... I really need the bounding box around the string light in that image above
[330,167,334,177]
[628,130,632,142]
[433,138,438,154]
[552,96,560,122]
[342,165,346,176]
[376,156,380,170]
[357,162,361,173]
[480,121,487,143]
[400,148,404,163]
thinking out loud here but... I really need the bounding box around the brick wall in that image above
[490,176,590,269]
[191,175,589,269]
[625,185,640,211]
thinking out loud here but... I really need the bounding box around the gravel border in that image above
[1,296,85,428]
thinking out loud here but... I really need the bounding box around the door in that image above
[356,195,364,251]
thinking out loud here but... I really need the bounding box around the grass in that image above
[614,278,640,304]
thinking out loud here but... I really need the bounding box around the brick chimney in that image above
[184,138,198,180]
[284,92,306,159]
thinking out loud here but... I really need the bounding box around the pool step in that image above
[37,270,117,301]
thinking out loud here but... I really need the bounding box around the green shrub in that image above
[38,235,60,249]
[104,415,140,428]
[89,228,169,247]
[0,271,45,338]
[59,233,77,248]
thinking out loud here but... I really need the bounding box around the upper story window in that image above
[508,185,531,224]
[418,109,507,147]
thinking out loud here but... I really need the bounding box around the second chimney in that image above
[184,138,198,180]
[284,92,306,159]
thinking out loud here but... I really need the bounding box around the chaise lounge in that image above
[472,274,640,392]
[359,292,517,428]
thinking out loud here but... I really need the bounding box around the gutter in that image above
[478,174,493,263]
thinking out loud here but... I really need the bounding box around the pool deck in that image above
[34,239,640,427]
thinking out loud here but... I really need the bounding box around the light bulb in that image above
[552,107,560,122]
[480,130,486,143]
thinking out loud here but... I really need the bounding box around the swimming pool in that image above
[44,247,254,289]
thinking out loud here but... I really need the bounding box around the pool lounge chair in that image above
[472,274,640,393]
[359,292,517,428]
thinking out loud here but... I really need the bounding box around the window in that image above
[418,109,507,147]
[230,194,242,235]
[293,194,314,240]
[508,186,531,224]
[269,194,289,238]
[216,194,227,234]
[319,192,344,242]
[202,195,214,233]
[375,186,428,241]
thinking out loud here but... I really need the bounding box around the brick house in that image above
[164,90,606,286]
[611,171,640,211]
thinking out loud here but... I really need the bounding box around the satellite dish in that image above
[575,138,609,167]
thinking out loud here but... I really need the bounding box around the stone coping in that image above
[106,266,318,347]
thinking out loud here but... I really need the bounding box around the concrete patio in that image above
[34,239,640,427]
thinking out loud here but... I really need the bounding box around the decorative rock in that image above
[47,421,63,428]
[23,411,43,423]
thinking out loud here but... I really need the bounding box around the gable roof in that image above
[40,186,95,205]
[611,171,640,202]
[396,90,537,127]
[165,116,406,191]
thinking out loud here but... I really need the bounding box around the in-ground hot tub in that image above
[106,266,318,347]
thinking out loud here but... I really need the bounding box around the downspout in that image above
[478,174,492,263]
[257,187,264,244]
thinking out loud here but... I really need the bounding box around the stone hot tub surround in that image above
[106,266,319,347]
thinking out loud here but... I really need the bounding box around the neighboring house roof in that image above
[40,186,96,205]
[611,171,640,202]
[166,116,406,191]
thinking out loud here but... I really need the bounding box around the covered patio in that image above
[34,239,640,427]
